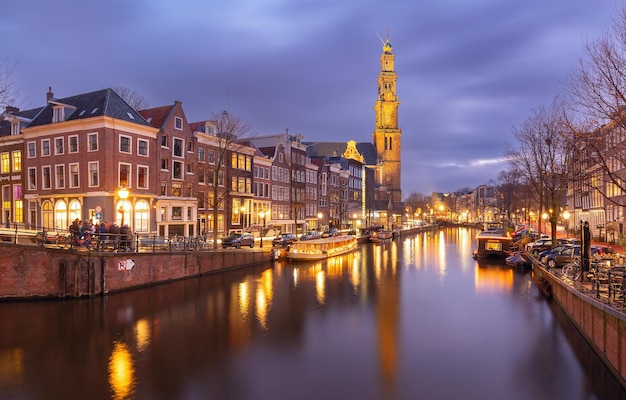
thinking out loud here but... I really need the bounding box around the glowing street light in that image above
[118,187,130,225]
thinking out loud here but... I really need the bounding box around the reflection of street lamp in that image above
[259,210,266,247]
[118,187,129,225]
[317,212,323,230]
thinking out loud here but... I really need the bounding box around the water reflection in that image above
[474,260,515,293]
[0,228,624,399]
[108,341,135,400]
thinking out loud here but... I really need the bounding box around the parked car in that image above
[321,228,340,238]
[537,245,573,260]
[525,238,552,253]
[272,233,297,247]
[300,231,321,241]
[541,245,602,268]
[222,232,255,248]
[530,238,571,255]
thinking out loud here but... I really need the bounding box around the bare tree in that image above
[564,8,626,206]
[0,59,19,111]
[201,111,251,248]
[509,99,575,243]
[113,86,150,110]
[496,168,524,223]
[404,192,428,219]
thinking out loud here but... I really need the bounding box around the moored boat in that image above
[286,235,358,261]
[473,223,513,259]
[370,230,393,243]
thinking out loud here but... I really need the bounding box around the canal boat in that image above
[286,235,358,261]
[369,230,393,243]
[473,223,513,259]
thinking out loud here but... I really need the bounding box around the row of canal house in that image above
[0,87,383,239]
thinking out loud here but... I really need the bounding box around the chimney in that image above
[46,87,54,102]
[5,106,19,114]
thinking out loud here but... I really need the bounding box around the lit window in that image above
[12,151,21,172]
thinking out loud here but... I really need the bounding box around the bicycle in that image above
[562,262,582,281]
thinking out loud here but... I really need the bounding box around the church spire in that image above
[372,31,402,203]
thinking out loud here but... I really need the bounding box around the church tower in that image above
[372,35,402,203]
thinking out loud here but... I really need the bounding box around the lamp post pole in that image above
[259,210,266,248]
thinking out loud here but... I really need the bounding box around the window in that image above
[137,166,148,189]
[232,153,238,169]
[175,117,183,130]
[42,139,50,156]
[55,138,64,155]
[173,138,183,157]
[88,162,99,187]
[55,165,65,188]
[12,151,21,172]
[88,133,98,151]
[134,200,149,232]
[27,142,36,158]
[161,135,168,147]
[28,168,36,190]
[207,150,215,164]
[198,167,205,184]
[172,183,182,197]
[138,139,148,156]
[172,206,182,220]
[245,155,251,171]
[52,107,64,123]
[119,163,131,187]
[198,148,205,162]
[69,163,79,188]
[69,136,78,153]
[238,154,245,170]
[1,153,9,173]
[187,163,193,174]
[173,161,183,179]
[161,158,168,170]
[13,185,22,223]
[160,181,166,196]
[187,141,193,152]
[120,136,131,153]
[42,166,51,189]
[11,121,19,135]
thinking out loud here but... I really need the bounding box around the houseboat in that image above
[286,235,358,261]
[473,223,513,259]
[369,230,393,243]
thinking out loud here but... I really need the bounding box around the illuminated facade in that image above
[372,35,402,204]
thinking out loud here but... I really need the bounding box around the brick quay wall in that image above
[533,263,626,386]
[0,243,272,300]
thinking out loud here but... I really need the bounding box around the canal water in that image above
[0,227,625,400]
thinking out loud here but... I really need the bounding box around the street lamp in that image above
[259,210,266,247]
[563,210,570,235]
[118,187,130,225]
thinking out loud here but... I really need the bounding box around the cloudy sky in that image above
[1,0,621,195]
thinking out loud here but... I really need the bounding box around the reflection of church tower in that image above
[372,34,402,203]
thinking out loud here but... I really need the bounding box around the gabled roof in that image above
[28,88,151,127]
[257,146,276,158]
[139,105,174,128]
[304,141,378,165]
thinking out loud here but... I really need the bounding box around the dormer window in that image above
[10,121,19,135]
[52,106,64,123]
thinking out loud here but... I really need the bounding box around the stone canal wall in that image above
[0,243,272,300]
[533,264,626,385]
